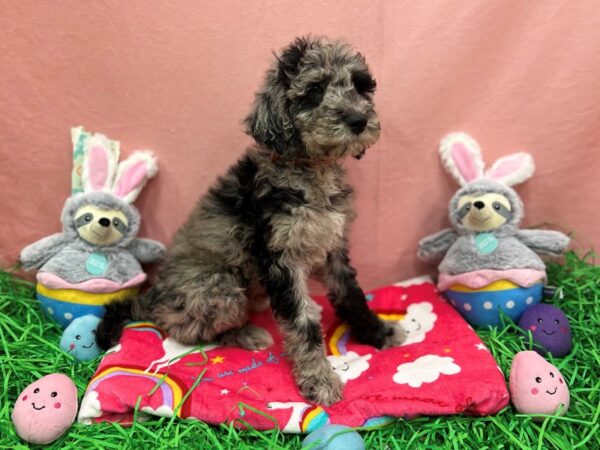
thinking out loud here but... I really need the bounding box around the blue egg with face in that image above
[59,314,101,362]
[518,304,571,357]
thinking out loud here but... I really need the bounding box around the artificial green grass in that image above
[1,252,598,449]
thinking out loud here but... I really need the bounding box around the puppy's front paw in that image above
[297,362,344,406]
[382,321,407,348]
[352,318,406,349]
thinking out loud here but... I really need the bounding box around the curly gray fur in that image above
[99,36,405,405]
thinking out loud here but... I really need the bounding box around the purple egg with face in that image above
[518,304,572,357]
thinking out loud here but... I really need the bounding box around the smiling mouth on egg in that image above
[82,343,95,349]
[546,387,558,395]
[542,330,556,336]
[31,403,46,410]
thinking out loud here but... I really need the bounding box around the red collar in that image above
[268,151,340,168]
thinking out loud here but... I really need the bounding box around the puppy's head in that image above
[245,36,380,162]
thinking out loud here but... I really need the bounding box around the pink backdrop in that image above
[1,1,598,289]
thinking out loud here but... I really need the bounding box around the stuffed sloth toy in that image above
[20,133,165,326]
[418,133,570,327]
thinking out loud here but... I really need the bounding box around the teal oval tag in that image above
[85,252,108,275]
[475,233,498,254]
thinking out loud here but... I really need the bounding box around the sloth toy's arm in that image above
[515,229,570,257]
[126,238,166,264]
[418,228,459,260]
[20,233,69,270]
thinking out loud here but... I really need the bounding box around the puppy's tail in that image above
[96,295,144,350]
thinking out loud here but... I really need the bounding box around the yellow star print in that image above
[211,355,225,364]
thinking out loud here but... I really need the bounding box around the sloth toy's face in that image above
[74,205,128,245]
[456,192,512,232]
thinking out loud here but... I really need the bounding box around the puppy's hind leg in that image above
[152,257,250,346]
[219,324,273,351]
[323,244,406,348]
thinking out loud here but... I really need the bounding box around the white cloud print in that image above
[78,390,102,424]
[327,351,372,384]
[399,302,437,345]
[141,405,174,418]
[393,354,461,388]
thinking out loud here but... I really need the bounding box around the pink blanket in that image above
[78,280,509,431]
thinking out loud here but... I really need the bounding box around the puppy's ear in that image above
[277,37,310,84]
[244,38,310,156]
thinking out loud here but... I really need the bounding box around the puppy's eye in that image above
[306,84,323,96]
[465,205,471,211]
[352,71,376,94]
[113,218,120,227]
[85,214,92,222]
[301,83,325,109]
[493,203,501,211]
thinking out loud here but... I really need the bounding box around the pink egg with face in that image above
[509,351,569,419]
[12,374,78,444]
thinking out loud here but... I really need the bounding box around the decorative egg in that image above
[302,424,365,450]
[444,279,542,328]
[60,314,102,361]
[509,351,569,420]
[36,282,139,327]
[12,374,78,444]
[518,304,572,357]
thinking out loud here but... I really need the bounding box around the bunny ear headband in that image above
[439,132,535,187]
[81,132,158,203]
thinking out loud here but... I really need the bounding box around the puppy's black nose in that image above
[343,111,368,134]
[473,201,485,210]
[98,218,111,227]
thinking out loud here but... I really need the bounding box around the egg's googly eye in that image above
[34,388,40,394]
[535,377,542,383]
[92,330,96,336]
[75,335,81,340]
[51,392,58,397]
[537,318,543,323]
[550,372,555,378]
[554,319,560,324]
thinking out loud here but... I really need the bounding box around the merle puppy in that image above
[97,36,406,405]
